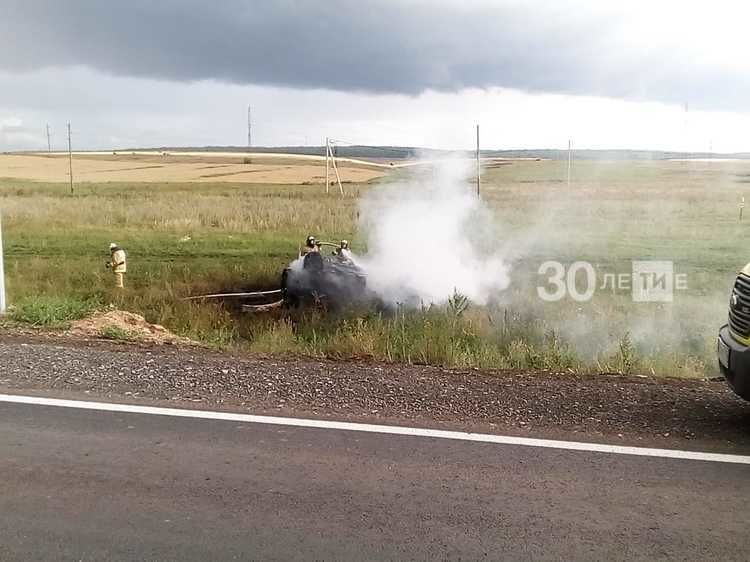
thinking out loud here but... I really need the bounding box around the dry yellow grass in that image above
[0,152,386,185]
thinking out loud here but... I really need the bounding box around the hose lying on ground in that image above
[241,300,284,312]
[181,289,282,301]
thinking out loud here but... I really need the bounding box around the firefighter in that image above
[302,235,320,255]
[302,235,324,272]
[106,243,127,288]
[333,239,352,261]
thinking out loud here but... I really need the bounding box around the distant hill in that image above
[130,145,750,161]
[133,145,422,159]
[483,149,750,161]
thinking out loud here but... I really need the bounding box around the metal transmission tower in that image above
[46,124,51,152]
[247,105,253,148]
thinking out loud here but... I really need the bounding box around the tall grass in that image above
[9,295,100,328]
[246,304,707,377]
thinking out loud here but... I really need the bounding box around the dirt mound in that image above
[69,310,195,345]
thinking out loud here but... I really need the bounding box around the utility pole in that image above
[325,137,330,195]
[475,124,481,196]
[67,122,74,194]
[567,139,572,187]
[46,124,51,152]
[247,105,253,148]
[328,140,343,196]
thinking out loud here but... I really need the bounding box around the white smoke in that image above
[358,157,510,306]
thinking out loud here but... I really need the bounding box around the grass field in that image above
[1,153,748,377]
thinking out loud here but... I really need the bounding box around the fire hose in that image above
[181,289,282,301]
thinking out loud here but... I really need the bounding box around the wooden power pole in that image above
[329,141,344,196]
[67,123,74,194]
[325,137,330,195]
[247,105,253,148]
[476,124,481,196]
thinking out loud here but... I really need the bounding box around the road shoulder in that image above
[1,337,748,454]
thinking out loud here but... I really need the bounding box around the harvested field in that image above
[0,152,386,184]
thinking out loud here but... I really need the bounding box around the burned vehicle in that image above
[280,246,373,309]
[184,238,380,312]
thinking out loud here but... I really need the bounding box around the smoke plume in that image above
[358,157,510,306]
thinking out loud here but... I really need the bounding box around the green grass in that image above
[98,324,136,341]
[9,295,100,328]
[1,158,748,377]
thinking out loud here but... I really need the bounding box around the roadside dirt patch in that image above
[68,310,195,345]
[1,338,749,453]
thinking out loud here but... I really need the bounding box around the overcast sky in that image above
[2,0,749,152]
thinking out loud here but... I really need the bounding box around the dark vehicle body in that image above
[281,252,372,309]
[718,264,750,400]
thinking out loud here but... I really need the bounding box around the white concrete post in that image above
[0,212,6,315]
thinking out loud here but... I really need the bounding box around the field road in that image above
[60,150,489,169]
[0,339,749,560]
[65,150,407,169]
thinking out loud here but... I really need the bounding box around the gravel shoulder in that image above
[1,334,749,453]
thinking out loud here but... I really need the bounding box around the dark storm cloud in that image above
[0,0,747,111]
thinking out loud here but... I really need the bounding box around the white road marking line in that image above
[1,393,748,465]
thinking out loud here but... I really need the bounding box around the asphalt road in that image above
[1,400,748,561]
